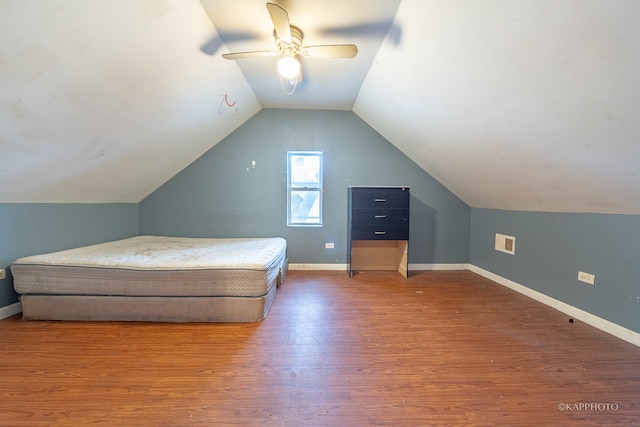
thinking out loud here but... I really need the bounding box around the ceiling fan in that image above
[222,2,358,93]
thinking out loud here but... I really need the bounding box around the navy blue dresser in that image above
[347,186,410,277]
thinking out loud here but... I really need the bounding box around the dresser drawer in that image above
[351,208,409,227]
[350,188,409,209]
[351,223,409,240]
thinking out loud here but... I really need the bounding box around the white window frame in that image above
[287,151,323,226]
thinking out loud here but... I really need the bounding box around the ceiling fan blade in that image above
[301,44,358,58]
[201,31,260,56]
[200,36,223,56]
[266,2,291,43]
[222,50,280,60]
[319,22,402,45]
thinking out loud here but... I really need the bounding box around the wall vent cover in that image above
[495,233,516,255]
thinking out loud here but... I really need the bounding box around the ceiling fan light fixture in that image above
[277,55,300,79]
[221,3,358,95]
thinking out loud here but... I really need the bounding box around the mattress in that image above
[13,236,287,297]
[11,236,287,322]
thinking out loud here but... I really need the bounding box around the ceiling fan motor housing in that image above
[276,25,303,56]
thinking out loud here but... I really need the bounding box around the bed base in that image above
[20,282,277,323]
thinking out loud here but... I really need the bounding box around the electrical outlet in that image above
[578,271,595,285]
[325,243,335,249]
[0,269,5,280]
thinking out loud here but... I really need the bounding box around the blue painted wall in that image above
[470,209,640,333]
[3,110,638,338]
[140,109,471,265]
[0,203,138,309]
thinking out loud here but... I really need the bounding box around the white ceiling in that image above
[0,0,260,203]
[355,0,640,213]
[2,0,640,214]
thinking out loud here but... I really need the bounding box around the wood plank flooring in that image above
[0,270,638,426]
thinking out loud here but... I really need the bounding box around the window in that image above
[287,151,322,226]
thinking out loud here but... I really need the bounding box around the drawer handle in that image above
[374,231,386,235]
[374,198,386,202]
[374,215,387,218]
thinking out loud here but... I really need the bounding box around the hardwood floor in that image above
[0,270,638,426]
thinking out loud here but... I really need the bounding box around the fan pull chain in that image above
[280,76,298,95]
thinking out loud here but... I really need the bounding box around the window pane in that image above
[290,190,320,223]
[291,155,320,188]
[287,151,322,226]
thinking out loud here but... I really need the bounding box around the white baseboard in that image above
[411,263,470,271]
[289,263,347,271]
[469,265,640,348]
[288,263,470,271]
[0,302,22,320]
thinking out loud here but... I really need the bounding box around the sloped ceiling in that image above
[355,0,640,214]
[0,0,261,203]
[2,0,640,214]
